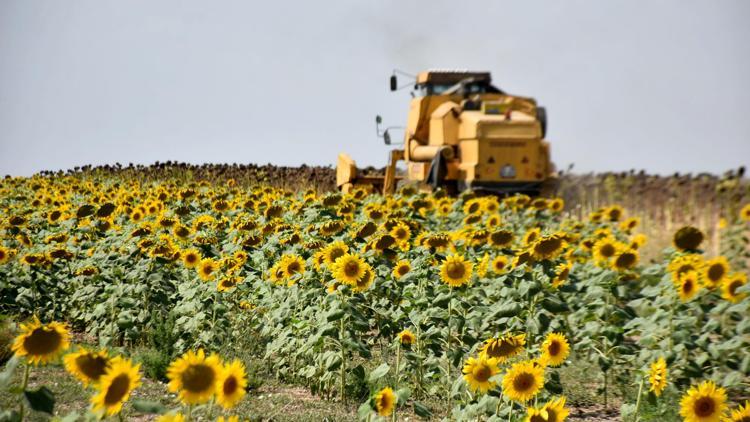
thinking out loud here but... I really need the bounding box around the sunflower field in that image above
[1,169,749,421]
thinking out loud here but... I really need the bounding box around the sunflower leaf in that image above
[132,400,166,414]
[413,401,433,418]
[23,386,55,415]
[368,363,390,382]
[0,356,19,389]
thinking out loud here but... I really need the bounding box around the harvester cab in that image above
[336,69,555,196]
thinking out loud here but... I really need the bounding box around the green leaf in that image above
[24,386,55,415]
[368,363,390,382]
[395,387,411,403]
[0,410,21,422]
[413,401,433,418]
[132,400,167,414]
[0,356,19,389]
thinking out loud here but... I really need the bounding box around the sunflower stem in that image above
[446,289,453,411]
[392,342,401,422]
[339,316,347,404]
[507,401,514,422]
[633,377,645,422]
[18,364,31,420]
[186,404,193,422]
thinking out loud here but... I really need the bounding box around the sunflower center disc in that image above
[182,364,215,393]
[344,261,360,277]
[513,372,535,392]
[104,374,130,405]
[77,355,108,380]
[708,265,724,282]
[473,365,492,382]
[447,262,465,279]
[694,397,715,417]
[223,376,238,395]
[548,341,561,356]
[23,328,62,355]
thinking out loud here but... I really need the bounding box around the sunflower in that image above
[352,265,375,292]
[216,359,247,409]
[728,401,750,422]
[167,349,222,405]
[668,254,705,284]
[679,380,727,422]
[197,258,219,281]
[390,221,411,242]
[629,233,647,250]
[392,260,411,280]
[64,347,110,386]
[540,333,570,367]
[523,228,541,245]
[91,357,141,416]
[619,217,640,233]
[703,257,729,288]
[373,387,396,417]
[182,249,201,269]
[397,329,415,345]
[480,334,526,362]
[486,213,502,228]
[673,226,704,251]
[439,254,473,287]
[526,396,570,422]
[502,360,544,403]
[678,271,702,302]
[216,417,239,422]
[605,205,624,222]
[722,273,748,303]
[462,355,500,393]
[593,238,618,263]
[740,204,750,222]
[322,241,349,266]
[531,234,566,260]
[552,262,572,288]
[0,246,11,264]
[648,357,668,397]
[156,413,185,422]
[332,253,366,285]
[491,256,510,275]
[11,318,70,365]
[280,254,306,279]
[489,229,514,247]
[548,198,564,212]
[612,248,639,271]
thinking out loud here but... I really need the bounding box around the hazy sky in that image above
[1,1,749,176]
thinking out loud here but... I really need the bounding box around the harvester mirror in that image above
[383,129,392,145]
[376,115,383,124]
[390,75,397,91]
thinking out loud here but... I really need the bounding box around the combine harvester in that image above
[337,69,555,196]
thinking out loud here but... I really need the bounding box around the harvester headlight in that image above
[500,164,516,178]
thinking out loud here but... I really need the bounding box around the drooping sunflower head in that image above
[489,229,514,248]
[372,387,396,417]
[215,359,247,409]
[540,332,570,367]
[678,271,702,302]
[64,347,110,386]
[332,253,366,285]
[11,318,70,365]
[722,272,748,303]
[531,234,567,260]
[523,228,541,245]
[167,349,223,405]
[673,226,704,252]
[462,355,500,394]
[480,334,525,362]
[703,256,729,288]
[91,356,142,417]
[392,260,411,280]
[439,254,473,287]
[679,380,727,422]
[397,329,416,345]
[501,360,545,403]
[648,357,668,397]
[612,248,639,271]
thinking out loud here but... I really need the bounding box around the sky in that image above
[1,0,749,177]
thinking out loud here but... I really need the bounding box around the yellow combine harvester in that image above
[337,69,555,195]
